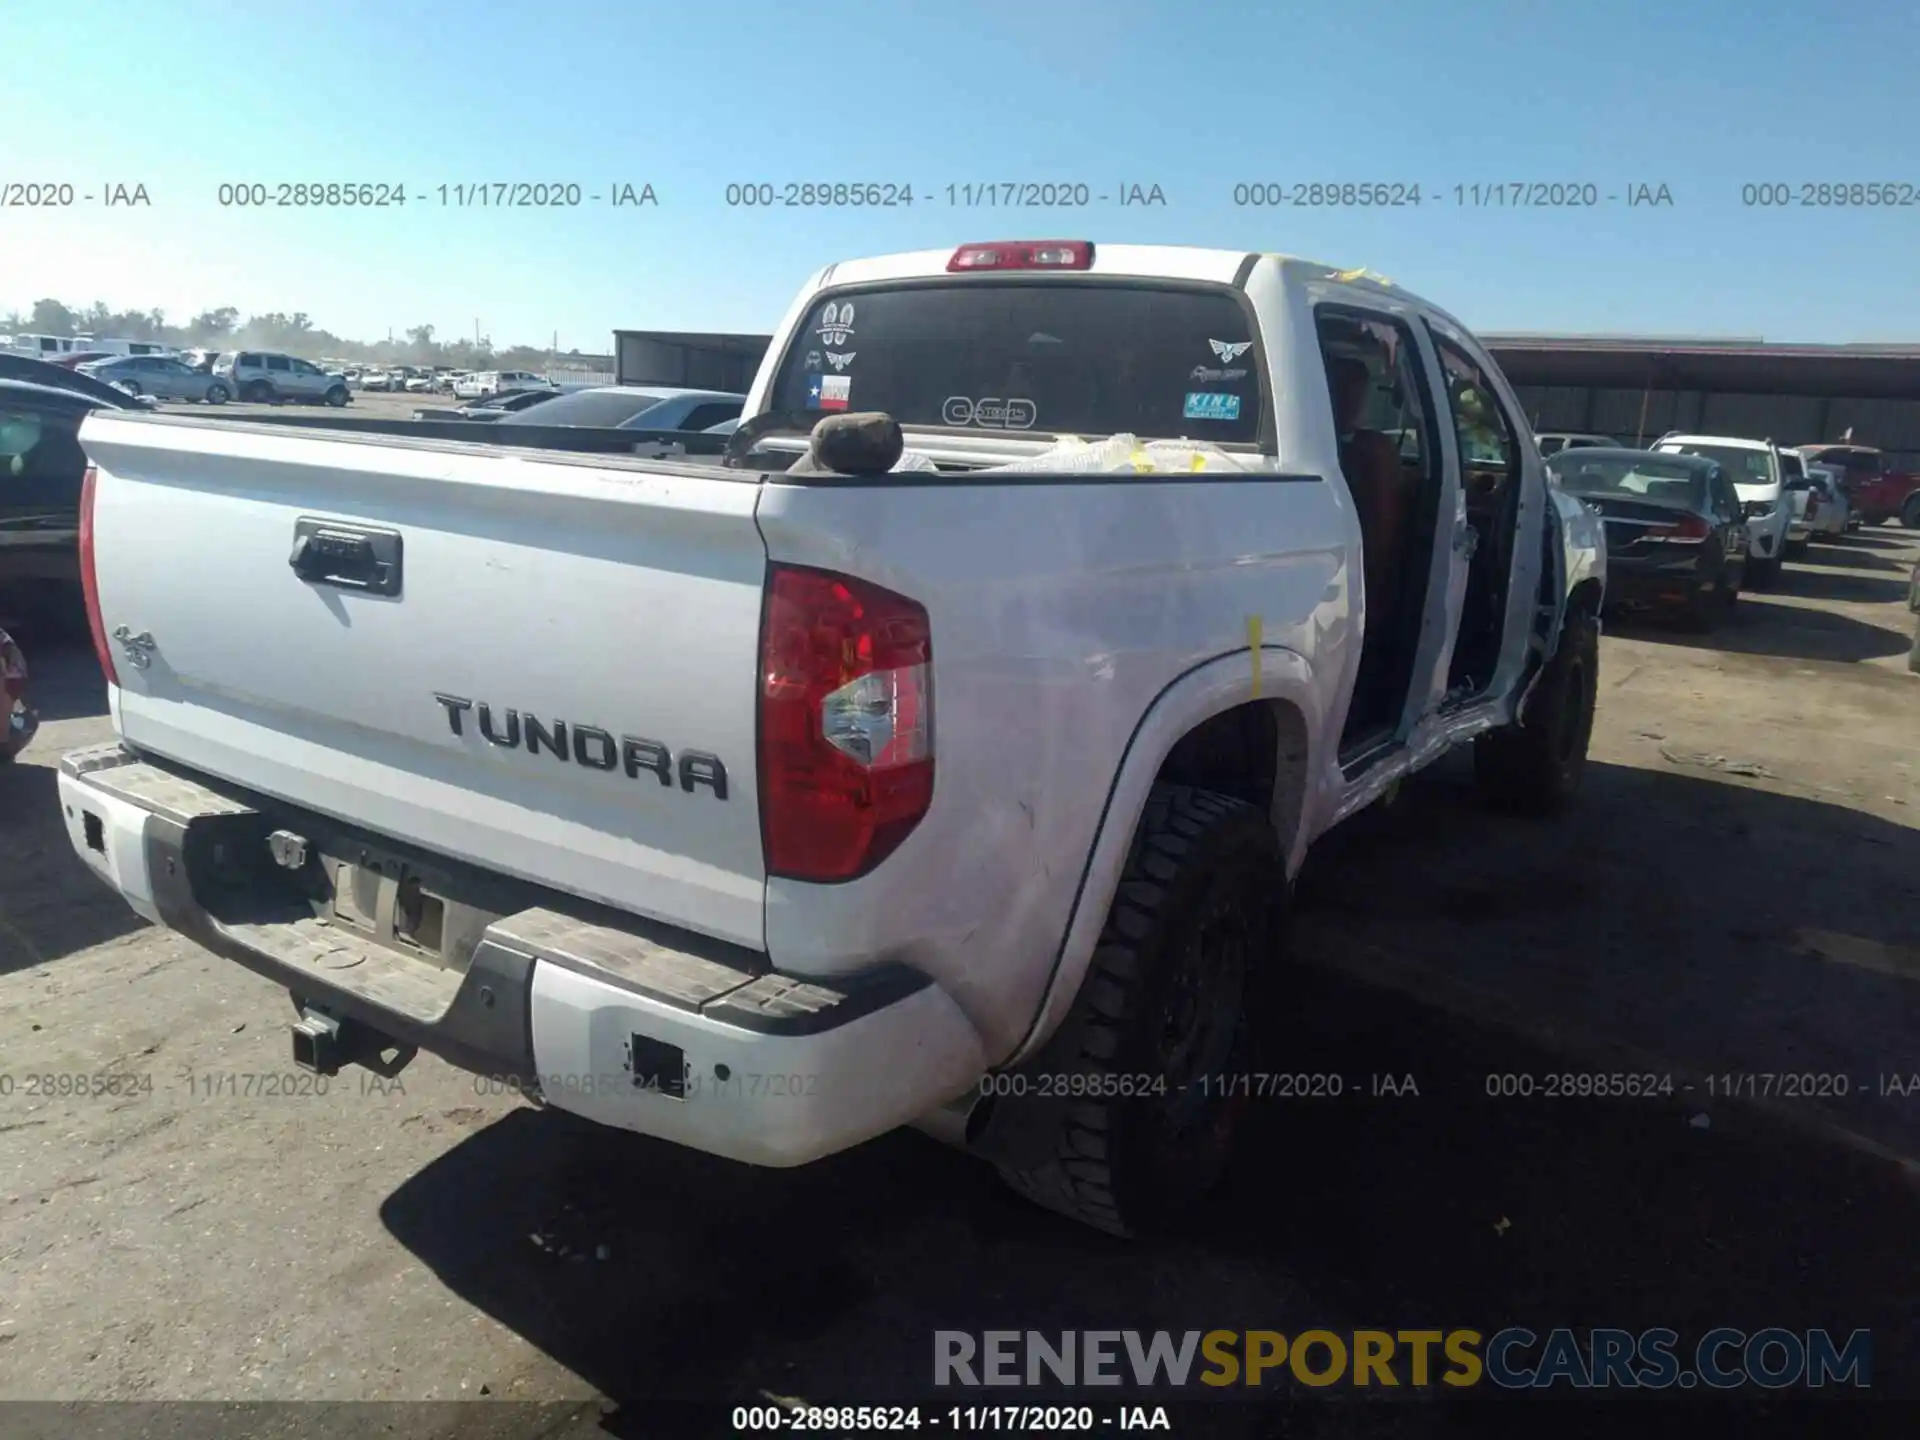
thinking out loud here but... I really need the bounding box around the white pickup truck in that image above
[61,241,1604,1237]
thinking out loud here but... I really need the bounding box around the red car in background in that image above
[0,626,35,763]
[1796,444,1920,529]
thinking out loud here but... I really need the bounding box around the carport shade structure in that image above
[1485,336,1920,466]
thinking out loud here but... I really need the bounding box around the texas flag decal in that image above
[819,374,851,411]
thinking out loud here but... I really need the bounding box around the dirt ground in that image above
[1,524,1916,1438]
[151,390,465,423]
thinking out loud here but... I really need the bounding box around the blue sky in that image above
[4,0,1917,349]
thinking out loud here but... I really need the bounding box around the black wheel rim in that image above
[1144,875,1256,1164]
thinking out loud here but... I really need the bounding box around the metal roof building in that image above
[1484,335,1920,467]
[613,330,771,393]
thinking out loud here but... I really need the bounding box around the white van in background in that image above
[4,334,180,360]
[453,369,553,399]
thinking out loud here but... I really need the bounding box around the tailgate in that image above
[79,413,770,949]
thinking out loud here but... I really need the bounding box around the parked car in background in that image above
[1536,431,1621,457]
[49,351,118,371]
[1802,463,1851,537]
[413,388,562,422]
[404,374,437,393]
[1797,444,1920,529]
[0,372,141,637]
[1548,447,1744,630]
[491,386,744,436]
[0,353,158,411]
[1652,433,1789,586]
[358,370,391,391]
[453,369,554,399]
[80,354,233,404]
[215,352,351,406]
[1779,447,1816,559]
[0,625,36,763]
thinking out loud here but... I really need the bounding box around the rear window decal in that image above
[824,351,856,372]
[942,396,1037,429]
[1184,392,1242,422]
[806,374,852,411]
[816,302,856,346]
[1208,339,1252,363]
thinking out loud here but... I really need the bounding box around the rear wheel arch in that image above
[1155,697,1312,867]
[1004,652,1323,1070]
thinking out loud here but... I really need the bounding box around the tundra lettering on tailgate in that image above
[432,693,728,798]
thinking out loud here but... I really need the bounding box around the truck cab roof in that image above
[813,242,1440,313]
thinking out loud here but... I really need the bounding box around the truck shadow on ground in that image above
[1773,567,1913,606]
[1798,540,1912,573]
[1604,594,1913,662]
[0,759,148,974]
[1833,527,1919,554]
[380,759,1920,1428]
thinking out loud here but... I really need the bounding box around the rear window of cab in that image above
[769,283,1265,446]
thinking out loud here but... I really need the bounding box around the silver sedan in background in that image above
[79,354,232,404]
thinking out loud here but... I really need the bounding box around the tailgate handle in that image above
[289,519,403,597]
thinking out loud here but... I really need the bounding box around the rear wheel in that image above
[993,784,1283,1237]
[1902,494,1920,530]
[1783,537,1810,561]
[1747,553,1784,589]
[1474,610,1599,816]
[243,380,272,403]
[205,382,229,405]
[325,386,349,407]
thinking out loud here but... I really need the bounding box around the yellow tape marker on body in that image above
[1247,614,1263,696]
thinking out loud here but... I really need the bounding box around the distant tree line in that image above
[0,298,608,371]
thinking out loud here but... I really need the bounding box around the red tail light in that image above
[1647,513,1712,542]
[947,240,1093,272]
[79,465,119,687]
[758,565,933,882]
